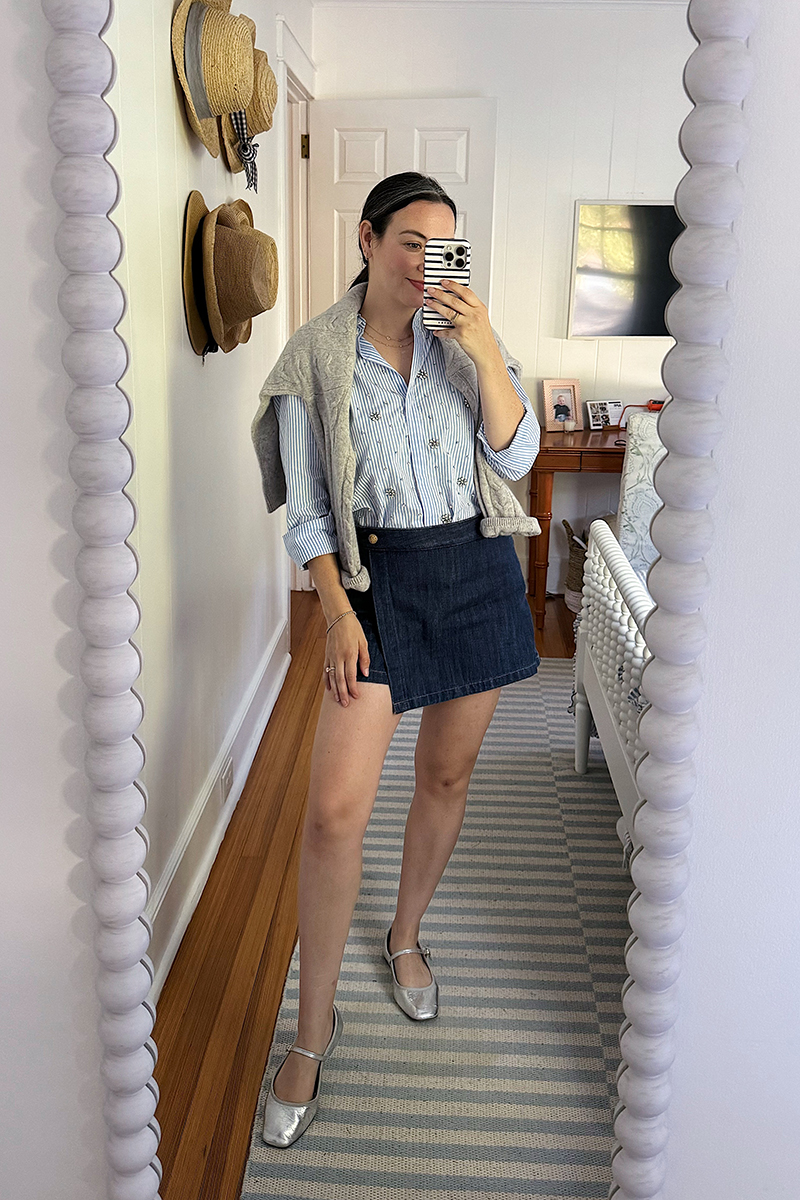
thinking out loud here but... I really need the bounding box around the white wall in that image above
[664,2,800,1195]
[103,0,313,985]
[311,0,694,587]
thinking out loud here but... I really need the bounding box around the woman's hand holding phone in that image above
[424,278,501,370]
[422,237,500,368]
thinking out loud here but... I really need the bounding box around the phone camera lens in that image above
[455,258,465,269]
[444,252,453,262]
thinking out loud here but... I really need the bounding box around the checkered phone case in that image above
[422,238,471,328]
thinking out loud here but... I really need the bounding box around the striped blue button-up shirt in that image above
[274,305,539,568]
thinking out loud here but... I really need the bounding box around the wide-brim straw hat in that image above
[219,48,278,173]
[182,189,215,355]
[171,0,255,158]
[182,190,279,355]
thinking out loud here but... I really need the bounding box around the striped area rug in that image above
[241,660,632,1200]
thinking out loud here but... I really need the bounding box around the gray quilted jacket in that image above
[251,281,540,591]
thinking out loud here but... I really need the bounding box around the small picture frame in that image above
[542,379,583,432]
[586,399,624,430]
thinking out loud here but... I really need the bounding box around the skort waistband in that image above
[355,515,483,554]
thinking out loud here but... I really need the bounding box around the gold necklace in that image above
[364,319,414,348]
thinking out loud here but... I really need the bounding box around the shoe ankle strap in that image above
[387,944,431,962]
[289,1044,326,1062]
[288,1007,338,1062]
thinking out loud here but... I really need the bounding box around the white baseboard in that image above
[547,552,568,594]
[146,616,292,1003]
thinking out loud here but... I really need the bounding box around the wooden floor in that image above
[534,593,578,658]
[152,592,575,1199]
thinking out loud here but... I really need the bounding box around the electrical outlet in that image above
[220,756,234,806]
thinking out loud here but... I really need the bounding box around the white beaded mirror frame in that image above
[40,0,758,1196]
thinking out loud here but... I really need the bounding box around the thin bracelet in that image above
[326,609,357,635]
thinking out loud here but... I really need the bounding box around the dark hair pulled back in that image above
[348,171,457,289]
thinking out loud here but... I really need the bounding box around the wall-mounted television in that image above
[567,201,684,338]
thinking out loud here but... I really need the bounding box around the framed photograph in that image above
[542,379,583,432]
[586,399,624,430]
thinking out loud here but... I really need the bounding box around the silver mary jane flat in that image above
[261,1004,343,1148]
[383,927,439,1021]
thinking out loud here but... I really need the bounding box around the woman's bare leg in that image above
[273,681,401,1102]
[389,688,501,987]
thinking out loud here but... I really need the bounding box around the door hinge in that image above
[300,133,309,159]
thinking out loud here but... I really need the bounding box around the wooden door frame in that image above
[275,21,316,590]
[286,77,311,338]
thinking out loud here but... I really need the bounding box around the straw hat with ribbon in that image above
[182,190,279,357]
[171,0,255,159]
[219,44,278,189]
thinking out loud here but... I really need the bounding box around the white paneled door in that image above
[308,98,498,315]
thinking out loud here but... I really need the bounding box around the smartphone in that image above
[422,237,471,329]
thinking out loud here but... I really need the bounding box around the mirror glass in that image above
[99,1,697,1193]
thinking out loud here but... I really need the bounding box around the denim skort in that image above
[345,516,540,714]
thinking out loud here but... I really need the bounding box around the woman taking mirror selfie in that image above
[251,171,541,1147]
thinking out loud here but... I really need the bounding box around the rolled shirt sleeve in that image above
[476,367,540,481]
[273,393,339,568]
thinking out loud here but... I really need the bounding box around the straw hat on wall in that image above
[182,190,279,356]
[171,0,255,158]
[219,47,278,175]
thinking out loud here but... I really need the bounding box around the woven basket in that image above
[563,519,587,593]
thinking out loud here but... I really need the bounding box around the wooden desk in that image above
[528,427,625,629]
